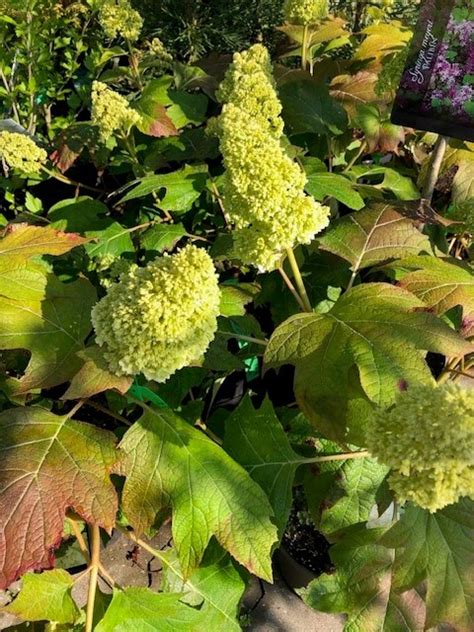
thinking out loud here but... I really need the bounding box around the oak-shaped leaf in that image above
[0,223,87,260]
[318,204,431,275]
[303,158,365,210]
[0,407,118,589]
[0,274,96,395]
[114,403,278,581]
[0,223,87,302]
[224,396,300,536]
[118,164,208,212]
[265,283,473,441]
[319,457,389,536]
[159,541,246,631]
[391,256,474,338]
[382,499,474,631]
[98,542,245,631]
[62,345,132,400]
[219,282,260,317]
[279,77,348,137]
[330,71,378,118]
[302,524,426,632]
[0,224,96,394]
[3,569,80,623]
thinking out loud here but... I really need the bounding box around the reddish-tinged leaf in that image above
[50,123,98,173]
[0,224,88,260]
[137,103,179,138]
[0,406,118,589]
[62,345,132,400]
[318,204,431,273]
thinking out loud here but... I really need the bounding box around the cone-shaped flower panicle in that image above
[0,132,47,174]
[98,0,143,41]
[91,245,221,383]
[283,0,329,24]
[91,81,141,142]
[214,44,330,271]
[366,383,474,512]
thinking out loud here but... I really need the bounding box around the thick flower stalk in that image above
[0,132,47,174]
[98,0,143,41]
[283,0,328,24]
[215,44,329,271]
[91,81,141,142]
[366,383,474,512]
[91,245,221,382]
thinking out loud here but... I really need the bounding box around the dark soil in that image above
[282,502,333,575]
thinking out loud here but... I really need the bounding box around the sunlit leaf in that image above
[0,407,118,589]
[115,403,277,580]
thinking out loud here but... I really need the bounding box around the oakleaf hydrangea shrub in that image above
[92,245,221,382]
[0,1,473,631]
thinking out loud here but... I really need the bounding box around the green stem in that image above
[85,526,101,632]
[278,264,307,312]
[422,135,448,204]
[302,25,310,71]
[242,450,370,470]
[286,248,312,312]
[343,140,368,174]
[42,167,103,194]
[217,331,268,347]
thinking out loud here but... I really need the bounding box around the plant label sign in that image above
[392,0,474,141]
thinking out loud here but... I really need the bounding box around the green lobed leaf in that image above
[114,403,278,581]
[95,590,201,631]
[224,396,299,536]
[3,569,80,623]
[381,499,474,631]
[140,223,186,253]
[349,166,420,201]
[118,164,208,211]
[389,256,474,338]
[97,542,245,631]
[48,197,135,259]
[160,540,246,630]
[134,77,208,136]
[303,158,365,210]
[0,407,118,589]
[219,282,260,317]
[0,223,88,260]
[320,457,389,536]
[318,203,431,273]
[302,524,426,632]
[0,274,97,395]
[265,283,473,441]
[279,77,348,136]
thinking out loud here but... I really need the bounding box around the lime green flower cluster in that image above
[148,37,173,68]
[283,0,328,24]
[92,245,221,382]
[367,383,474,512]
[98,0,143,41]
[215,44,329,271]
[91,81,141,142]
[0,131,47,174]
